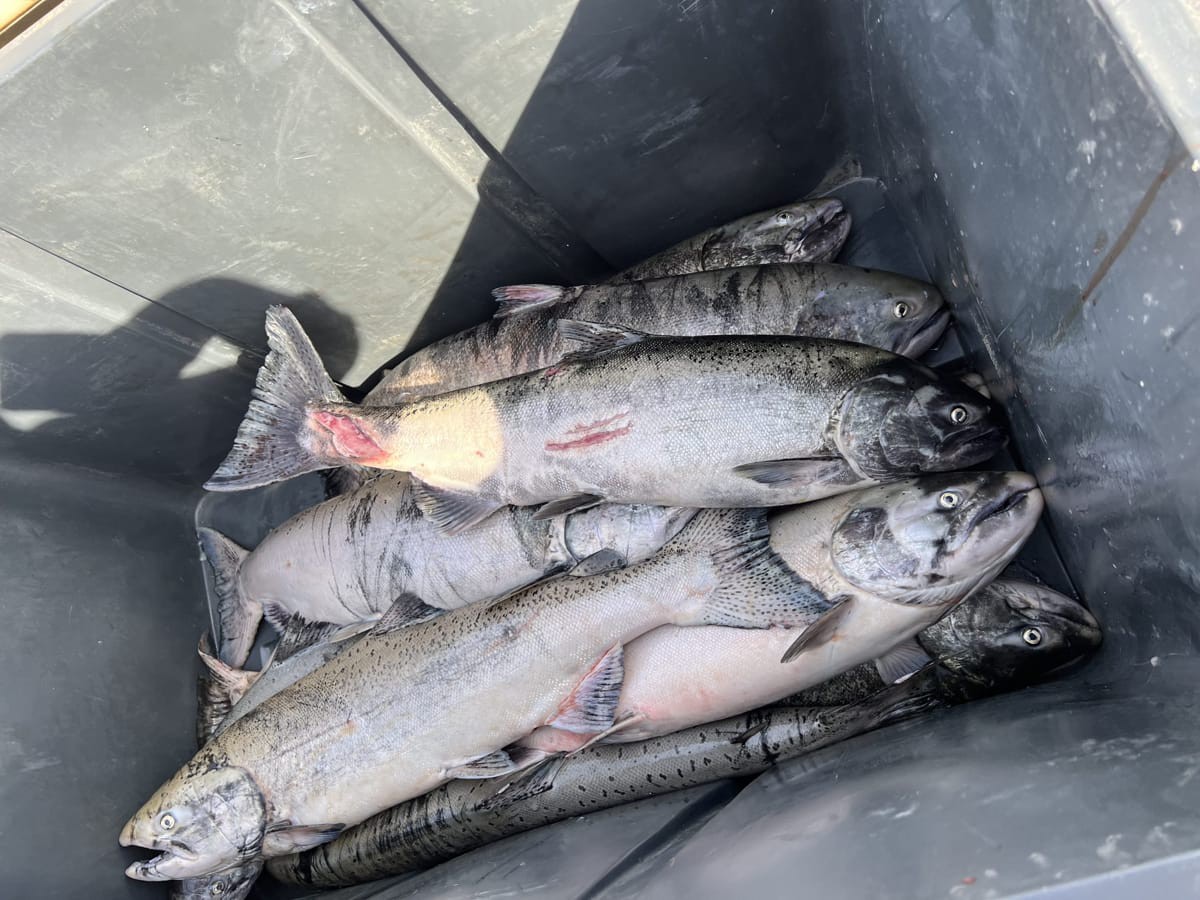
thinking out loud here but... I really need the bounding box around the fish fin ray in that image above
[369,592,445,635]
[477,754,567,811]
[548,644,624,733]
[261,822,345,856]
[781,597,855,662]
[197,527,260,668]
[443,746,547,780]
[874,638,935,684]
[533,493,604,520]
[492,284,583,317]
[411,478,504,535]
[204,306,347,491]
[567,548,628,576]
[676,510,826,627]
[732,457,860,487]
[555,318,648,362]
[196,634,259,706]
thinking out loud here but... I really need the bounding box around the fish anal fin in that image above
[547,645,624,734]
[781,597,855,662]
[555,319,648,363]
[411,478,504,535]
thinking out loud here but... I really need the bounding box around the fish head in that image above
[170,859,263,900]
[920,578,1102,692]
[809,270,949,357]
[834,363,1005,479]
[120,763,267,881]
[564,504,698,567]
[831,472,1043,608]
[709,198,850,266]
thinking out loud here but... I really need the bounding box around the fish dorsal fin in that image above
[533,493,604,520]
[555,319,648,363]
[874,638,935,684]
[683,509,828,628]
[547,644,625,734]
[732,457,861,488]
[411,478,504,535]
[369,592,445,635]
[492,284,585,317]
[781,596,855,662]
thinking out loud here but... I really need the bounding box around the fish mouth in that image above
[785,203,851,260]
[900,307,952,358]
[968,484,1036,531]
[938,424,1007,466]
[123,837,202,882]
[1019,594,1104,650]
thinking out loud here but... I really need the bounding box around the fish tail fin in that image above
[197,527,262,667]
[205,306,348,491]
[491,284,585,317]
[673,509,828,628]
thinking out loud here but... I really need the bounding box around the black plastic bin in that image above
[1,1,1198,897]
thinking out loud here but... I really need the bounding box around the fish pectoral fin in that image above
[477,753,567,811]
[492,284,582,317]
[368,592,445,635]
[532,493,604,520]
[547,644,625,734]
[260,821,345,857]
[444,746,547,780]
[732,457,859,486]
[873,638,935,685]
[555,318,648,362]
[567,548,628,577]
[411,478,504,535]
[781,596,855,662]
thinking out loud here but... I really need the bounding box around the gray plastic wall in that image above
[0,1,1197,898]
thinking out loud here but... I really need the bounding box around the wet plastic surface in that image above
[0,1,1198,898]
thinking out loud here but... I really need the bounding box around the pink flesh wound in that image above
[546,413,632,452]
[311,410,385,462]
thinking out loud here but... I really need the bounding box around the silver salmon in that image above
[120,508,823,881]
[613,198,851,282]
[204,308,1003,535]
[198,471,694,666]
[523,472,1042,750]
[266,578,1100,887]
[362,263,948,407]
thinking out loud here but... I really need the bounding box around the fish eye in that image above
[893,301,910,319]
[949,405,969,424]
[775,211,793,224]
[1022,627,1043,646]
[159,813,176,831]
[211,881,225,896]
[937,490,961,509]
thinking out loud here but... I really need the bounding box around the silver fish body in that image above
[265,578,1100,888]
[524,472,1043,749]
[205,310,1005,526]
[365,263,947,407]
[121,509,821,880]
[200,472,694,666]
